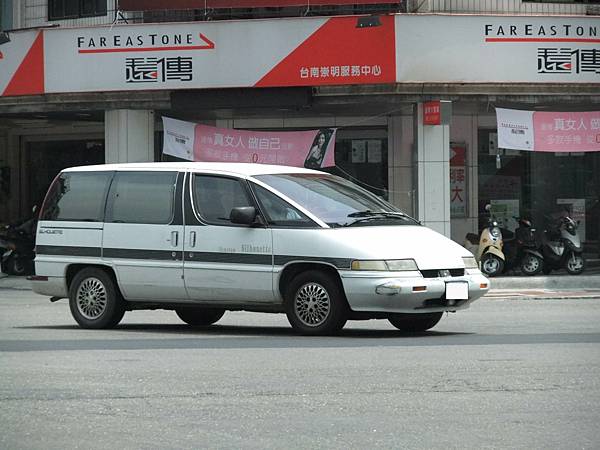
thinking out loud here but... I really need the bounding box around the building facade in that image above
[1,1,599,249]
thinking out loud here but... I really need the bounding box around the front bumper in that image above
[339,270,489,313]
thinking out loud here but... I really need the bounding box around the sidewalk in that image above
[2,271,599,300]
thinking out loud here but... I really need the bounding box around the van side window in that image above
[41,172,112,221]
[107,171,177,224]
[252,184,314,228]
[193,175,252,224]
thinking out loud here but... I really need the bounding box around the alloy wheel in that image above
[294,282,331,327]
[76,277,108,320]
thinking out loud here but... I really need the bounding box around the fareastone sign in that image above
[395,15,600,83]
[0,15,598,96]
[496,108,600,152]
[163,117,337,168]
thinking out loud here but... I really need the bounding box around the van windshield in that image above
[255,173,419,228]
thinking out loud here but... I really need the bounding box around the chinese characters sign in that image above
[538,48,600,75]
[162,117,337,168]
[126,57,193,83]
[496,108,600,152]
[450,145,467,218]
[423,101,441,125]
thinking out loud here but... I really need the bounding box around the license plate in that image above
[446,281,468,300]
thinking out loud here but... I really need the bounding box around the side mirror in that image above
[230,206,260,226]
[485,204,491,212]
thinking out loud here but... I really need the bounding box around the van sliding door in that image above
[102,171,186,301]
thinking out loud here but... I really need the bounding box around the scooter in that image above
[0,209,37,276]
[539,213,585,275]
[463,204,505,277]
[502,217,544,276]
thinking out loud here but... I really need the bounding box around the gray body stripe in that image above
[36,246,350,269]
[35,245,101,257]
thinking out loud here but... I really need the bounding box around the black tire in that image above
[565,252,585,275]
[520,253,543,276]
[480,253,504,277]
[388,312,443,332]
[68,268,125,329]
[3,254,25,276]
[285,270,348,335]
[175,308,225,326]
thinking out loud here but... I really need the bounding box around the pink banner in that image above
[534,111,600,153]
[194,124,336,168]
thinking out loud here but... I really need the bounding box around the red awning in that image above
[118,0,400,11]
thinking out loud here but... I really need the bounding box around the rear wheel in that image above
[175,308,225,326]
[520,253,543,276]
[285,270,347,335]
[68,268,125,329]
[481,253,504,277]
[388,312,443,332]
[565,252,585,275]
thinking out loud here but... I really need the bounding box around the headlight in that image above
[490,227,501,238]
[462,256,478,269]
[351,259,418,271]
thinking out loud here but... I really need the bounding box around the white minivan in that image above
[31,162,489,335]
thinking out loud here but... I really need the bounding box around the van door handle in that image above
[170,231,179,247]
[189,231,196,248]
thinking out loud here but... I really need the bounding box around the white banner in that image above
[496,108,535,151]
[162,117,196,160]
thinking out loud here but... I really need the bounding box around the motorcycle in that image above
[539,213,585,275]
[502,217,544,276]
[463,204,505,277]
[0,209,37,276]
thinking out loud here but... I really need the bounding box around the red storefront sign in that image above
[423,101,441,125]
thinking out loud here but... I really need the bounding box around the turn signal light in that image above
[480,283,488,289]
[412,286,427,292]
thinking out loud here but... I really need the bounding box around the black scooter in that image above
[502,217,544,276]
[0,210,37,276]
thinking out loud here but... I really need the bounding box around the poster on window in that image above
[496,108,600,153]
[162,117,336,168]
[450,144,467,218]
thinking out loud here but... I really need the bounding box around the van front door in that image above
[183,174,274,303]
[102,171,187,301]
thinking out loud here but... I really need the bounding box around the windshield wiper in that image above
[347,210,409,218]
[342,212,417,227]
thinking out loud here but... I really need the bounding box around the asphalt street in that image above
[1,288,599,450]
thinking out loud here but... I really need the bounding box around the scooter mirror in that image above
[485,204,491,212]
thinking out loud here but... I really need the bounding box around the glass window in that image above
[108,172,176,224]
[255,173,417,228]
[193,175,253,225]
[49,0,106,20]
[41,172,112,222]
[252,184,314,228]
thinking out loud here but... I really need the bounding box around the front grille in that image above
[420,268,464,278]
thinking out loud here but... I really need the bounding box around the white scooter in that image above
[463,205,505,277]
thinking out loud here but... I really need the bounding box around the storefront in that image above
[0,13,598,252]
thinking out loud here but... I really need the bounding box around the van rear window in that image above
[41,172,113,222]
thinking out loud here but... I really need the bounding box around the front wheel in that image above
[565,252,585,275]
[520,253,543,276]
[388,312,443,332]
[285,270,348,335]
[481,253,504,277]
[175,308,225,326]
[68,268,125,329]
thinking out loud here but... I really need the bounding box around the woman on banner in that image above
[304,129,333,169]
